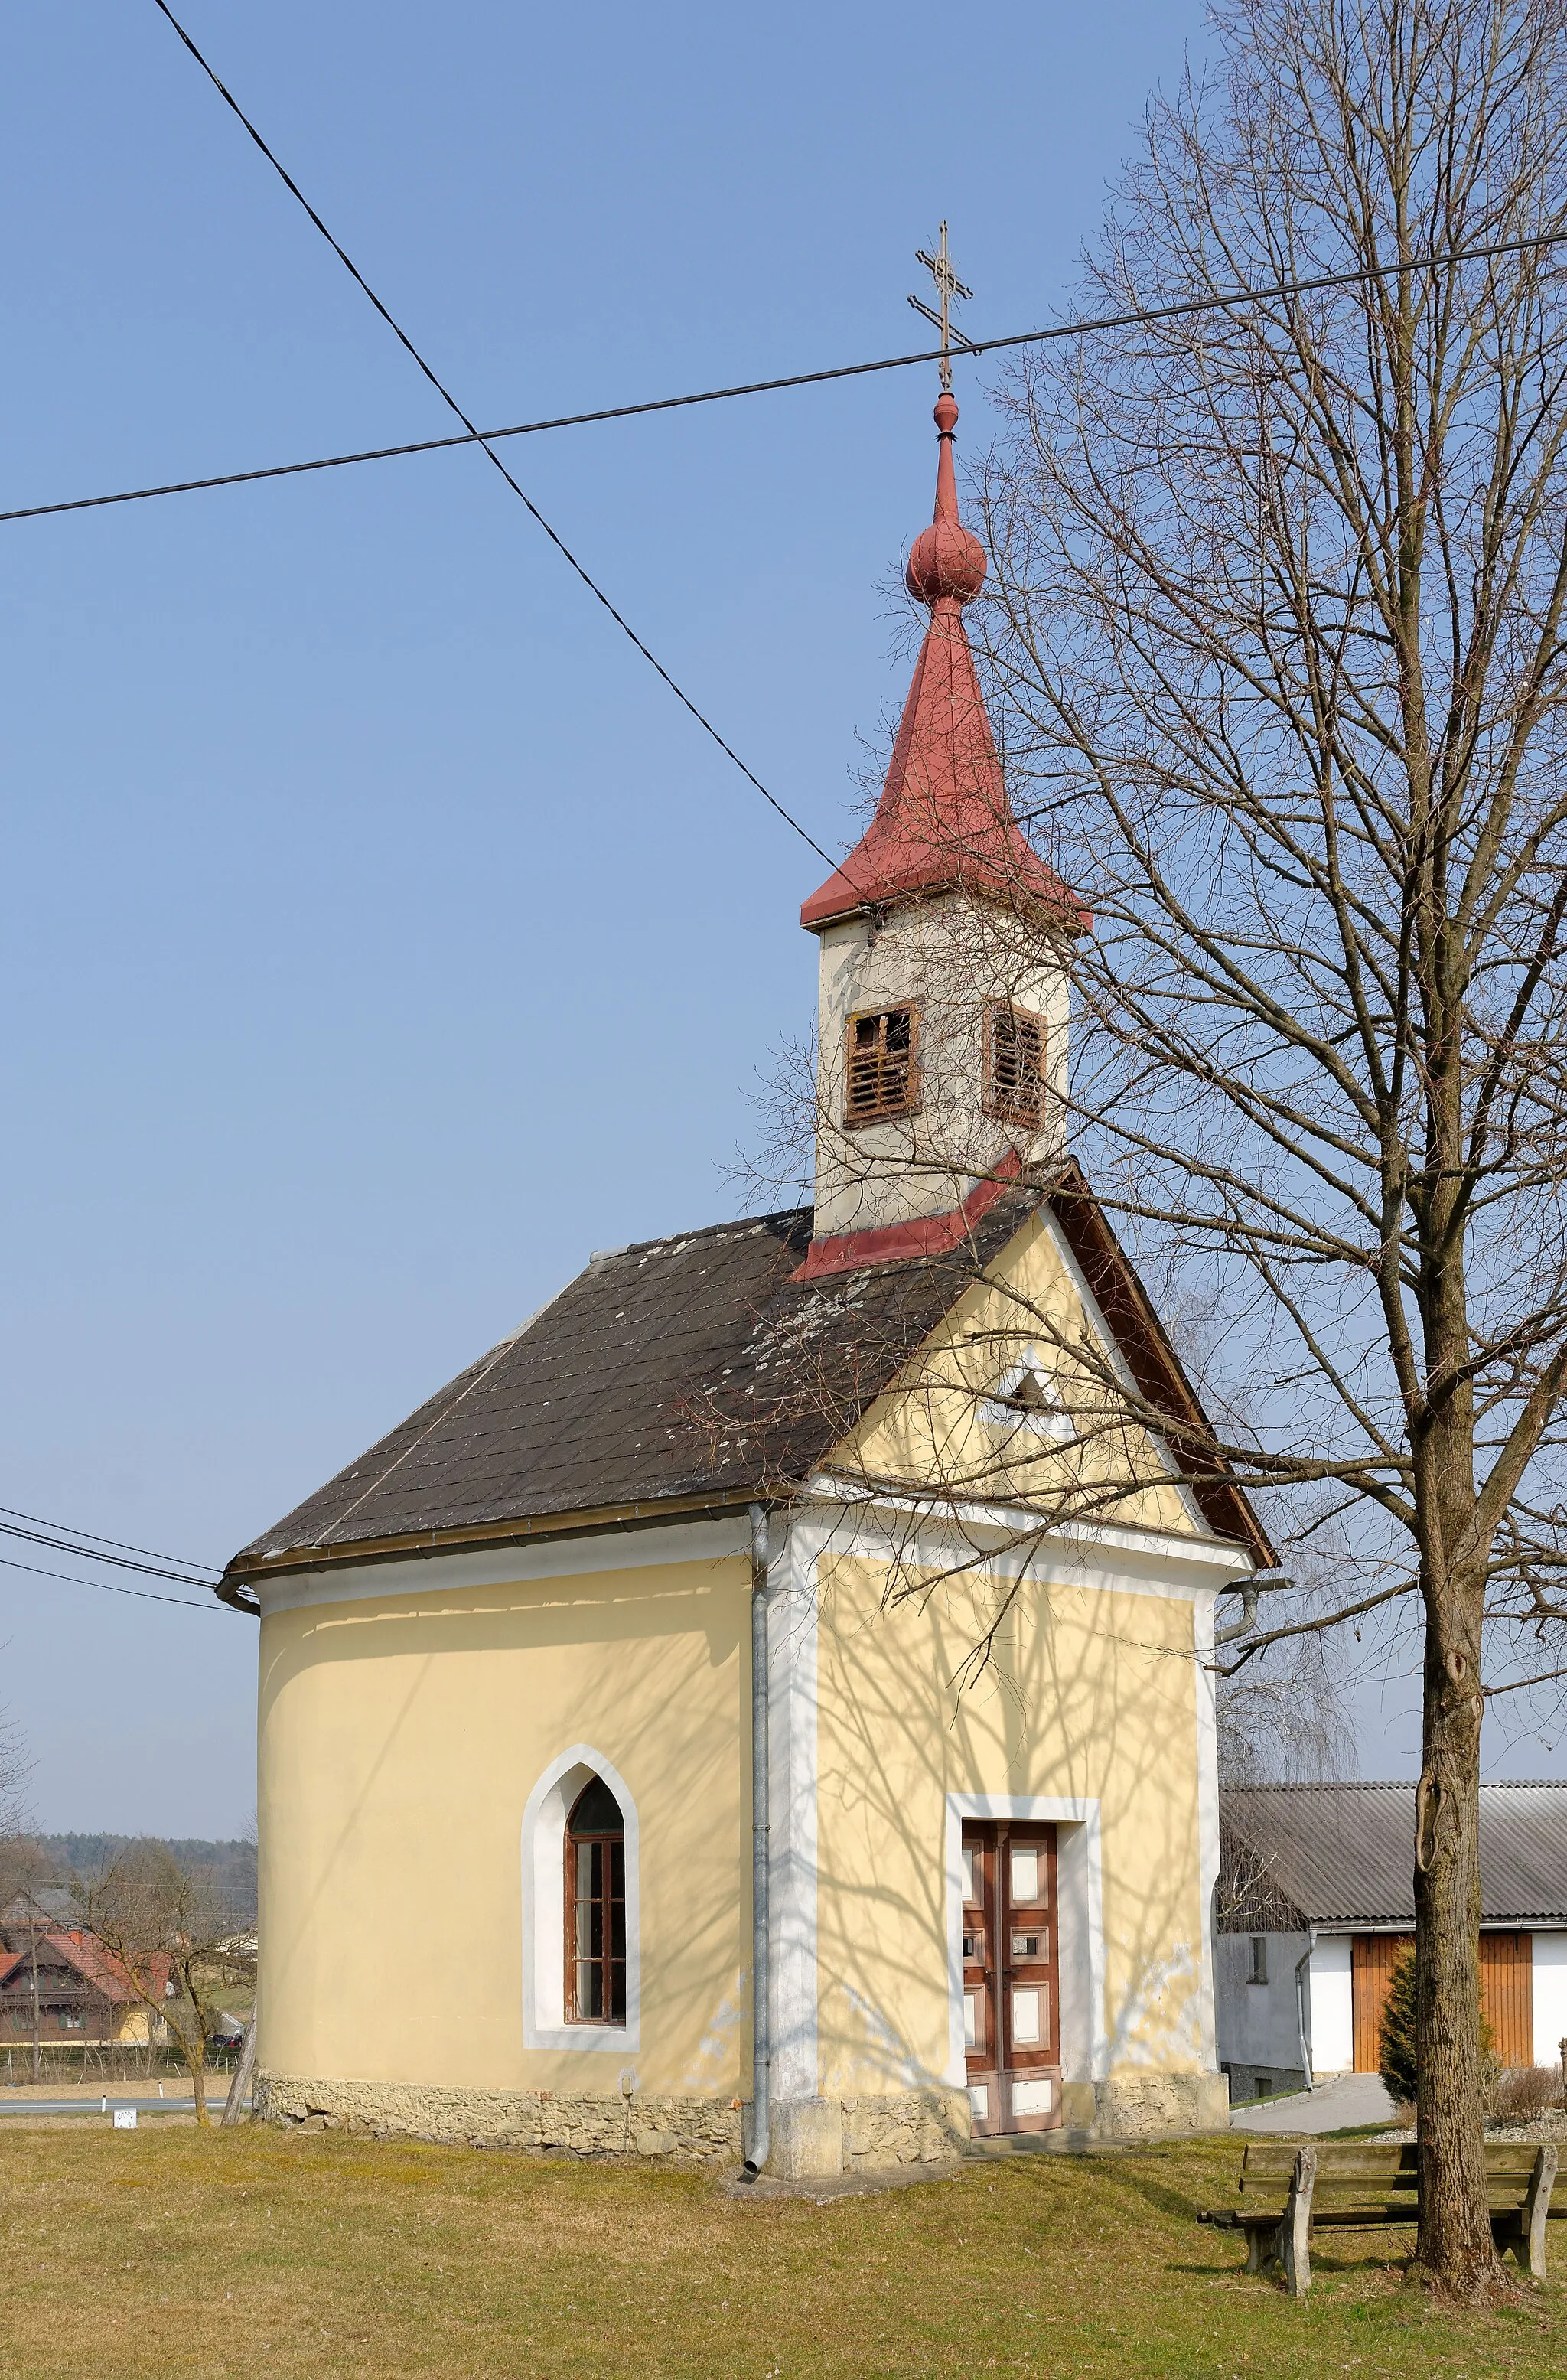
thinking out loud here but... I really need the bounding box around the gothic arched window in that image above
[565,1775,627,2024]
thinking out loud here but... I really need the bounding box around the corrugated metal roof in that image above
[1221,1782,1567,1927]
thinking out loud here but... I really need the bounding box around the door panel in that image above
[963,1821,1062,2134]
[1481,1932,1534,2066]
[1350,1932,1412,2072]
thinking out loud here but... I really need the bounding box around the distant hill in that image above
[32,1834,257,1924]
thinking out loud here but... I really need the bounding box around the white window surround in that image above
[980,1347,1076,1443]
[521,1744,640,2053]
[943,1794,1109,2090]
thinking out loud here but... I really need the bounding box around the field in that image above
[1,2124,1563,2378]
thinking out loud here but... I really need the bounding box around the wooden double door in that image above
[963,1821,1062,2134]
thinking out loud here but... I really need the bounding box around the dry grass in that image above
[1,2122,1563,2377]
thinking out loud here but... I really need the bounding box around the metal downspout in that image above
[741,1502,770,2179]
[1295,1926,1317,2091]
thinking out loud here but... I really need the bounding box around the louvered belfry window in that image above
[985,1002,1047,1128]
[845,1005,920,1126]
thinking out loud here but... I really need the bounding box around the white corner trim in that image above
[521,1743,640,2053]
[1193,1593,1220,2069]
[769,1512,823,2104]
[943,1795,1108,2088]
[800,1482,1252,1597]
[252,1514,750,1617]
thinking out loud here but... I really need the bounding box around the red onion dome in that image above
[904,393,987,605]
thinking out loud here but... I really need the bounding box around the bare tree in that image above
[937,0,1567,2297]
[80,1841,256,2124]
[0,1709,45,1924]
[0,1706,29,1840]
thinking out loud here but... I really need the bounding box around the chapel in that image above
[221,383,1269,2176]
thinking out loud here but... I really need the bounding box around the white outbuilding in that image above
[1215,1782,1567,2102]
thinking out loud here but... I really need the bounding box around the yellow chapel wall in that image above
[255,1547,753,2102]
[803,1198,1226,2113]
[809,1538,1214,2108]
[841,1205,1201,1533]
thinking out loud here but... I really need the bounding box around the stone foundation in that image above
[754,2089,972,2179]
[256,2069,1224,2168]
[842,2089,972,2171]
[1090,2071,1232,2136]
[255,2072,742,2167]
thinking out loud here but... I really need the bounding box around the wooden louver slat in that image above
[845,1005,919,1125]
[985,1002,1047,1127]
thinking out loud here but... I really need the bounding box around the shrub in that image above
[1377,1948,1420,2102]
[1489,2063,1563,2123]
[1376,1945,1497,2105]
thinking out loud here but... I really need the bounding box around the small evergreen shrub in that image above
[1377,1945,1497,2106]
[1377,1947,1420,2103]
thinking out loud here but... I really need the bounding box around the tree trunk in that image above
[221,2008,257,2127]
[1412,1603,1500,2290]
[180,2031,210,2127]
[28,1918,40,2086]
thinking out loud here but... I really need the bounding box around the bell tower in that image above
[797,390,1085,1278]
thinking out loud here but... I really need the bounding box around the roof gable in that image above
[225,1163,1269,1586]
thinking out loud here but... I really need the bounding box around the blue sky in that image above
[3,0,1550,1834]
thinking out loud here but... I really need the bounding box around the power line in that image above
[0,1518,220,1590]
[0,1550,223,1613]
[147,0,844,879]
[0,1502,221,1576]
[4,227,1562,536]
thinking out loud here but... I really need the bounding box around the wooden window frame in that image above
[983,1000,1047,1129]
[843,1003,921,1128]
[565,1801,627,2027]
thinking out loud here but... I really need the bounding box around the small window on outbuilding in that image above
[985,1002,1047,1128]
[566,1776,627,2024]
[845,1005,919,1126]
[1249,1935,1269,1986]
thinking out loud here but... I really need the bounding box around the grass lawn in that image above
[1,2124,1562,2378]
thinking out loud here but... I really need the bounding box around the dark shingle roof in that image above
[226,1191,1041,1578]
[1,1886,85,1930]
[1221,1782,1567,1927]
[224,1160,1270,1588]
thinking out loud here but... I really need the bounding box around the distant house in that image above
[1216,1782,1567,2099]
[1,1886,86,1932]
[0,1896,169,2048]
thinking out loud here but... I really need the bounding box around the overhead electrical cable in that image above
[146,0,845,879]
[0,1550,225,1612]
[3,227,1562,536]
[0,1516,221,1589]
[0,1501,222,1576]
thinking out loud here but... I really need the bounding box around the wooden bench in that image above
[1200,2139,1560,2295]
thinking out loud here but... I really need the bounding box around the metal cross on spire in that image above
[908,222,976,392]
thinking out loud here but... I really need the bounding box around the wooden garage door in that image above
[1351,1931,1534,2071]
[1481,1933,1534,2066]
[1351,1934,1412,2070]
